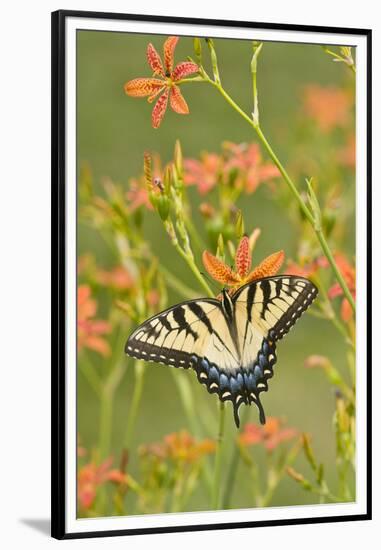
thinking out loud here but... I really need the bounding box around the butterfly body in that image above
[125,275,318,427]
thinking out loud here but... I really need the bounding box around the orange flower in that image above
[286,257,328,278]
[184,143,280,195]
[164,431,216,463]
[77,457,128,510]
[337,133,356,169]
[126,177,153,212]
[304,355,331,370]
[95,266,134,291]
[77,285,112,357]
[202,235,284,291]
[288,254,355,322]
[199,202,216,219]
[184,152,222,194]
[239,417,298,451]
[124,36,199,128]
[327,253,355,322]
[223,142,280,193]
[140,430,216,464]
[303,85,353,132]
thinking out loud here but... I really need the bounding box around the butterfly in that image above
[125,275,318,428]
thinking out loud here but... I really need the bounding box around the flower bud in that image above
[144,152,152,187]
[174,140,183,178]
[322,208,337,237]
[286,467,313,491]
[193,37,202,64]
[157,194,170,221]
[235,210,245,240]
[216,234,225,260]
[302,433,317,471]
[163,165,172,195]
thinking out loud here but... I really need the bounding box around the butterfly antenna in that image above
[231,400,241,428]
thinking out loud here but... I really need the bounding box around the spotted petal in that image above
[235,236,251,278]
[147,43,165,77]
[164,36,179,74]
[124,78,165,97]
[170,85,189,114]
[152,89,169,129]
[202,250,240,286]
[172,61,199,81]
[246,250,285,282]
[148,84,166,103]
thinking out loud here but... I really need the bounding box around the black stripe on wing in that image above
[125,298,220,369]
[233,275,318,341]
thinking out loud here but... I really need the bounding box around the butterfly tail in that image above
[233,401,241,428]
[257,394,266,425]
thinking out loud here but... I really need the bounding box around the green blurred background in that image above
[77,31,355,513]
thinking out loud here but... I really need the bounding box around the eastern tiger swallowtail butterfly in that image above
[125,275,318,428]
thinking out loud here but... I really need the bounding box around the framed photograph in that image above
[51,9,371,540]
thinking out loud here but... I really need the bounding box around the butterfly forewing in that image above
[125,299,239,371]
[233,275,318,341]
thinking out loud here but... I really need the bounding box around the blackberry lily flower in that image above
[202,235,285,292]
[124,36,199,128]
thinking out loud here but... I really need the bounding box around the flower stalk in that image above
[194,42,355,314]
[211,401,226,509]
[124,360,146,449]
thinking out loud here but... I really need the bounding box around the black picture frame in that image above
[51,9,372,540]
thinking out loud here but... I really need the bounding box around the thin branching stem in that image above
[211,401,226,509]
[124,360,145,449]
[199,67,355,314]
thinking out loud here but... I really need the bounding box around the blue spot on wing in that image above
[186,336,277,428]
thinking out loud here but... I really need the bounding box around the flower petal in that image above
[148,84,166,103]
[341,298,353,322]
[328,282,342,299]
[170,85,189,114]
[202,250,240,286]
[147,43,164,76]
[152,89,169,129]
[124,78,165,97]
[164,36,179,74]
[172,61,199,81]
[85,335,111,357]
[247,250,285,282]
[235,236,251,278]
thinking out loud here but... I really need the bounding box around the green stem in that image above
[176,76,205,85]
[99,360,126,459]
[171,371,213,492]
[205,77,355,313]
[222,405,250,509]
[315,229,356,312]
[184,215,206,253]
[78,354,102,396]
[124,360,146,449]
[99,392,112,459]
[211,402,226,509]
[166,220,214,298]
[314,274,355,349]
[251,42,263,126]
